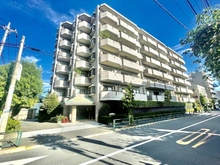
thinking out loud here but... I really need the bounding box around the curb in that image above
[0,145,41,155]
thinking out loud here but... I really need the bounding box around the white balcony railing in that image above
[100,53,122,68]
[100,38,120,53]
[100,11,118,27]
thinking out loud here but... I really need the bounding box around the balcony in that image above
[148,95,164,101]
[179,65,187,72]
[74,76,90,86]
[178,57,185,65]
[122,59,143,73]
[78,21,91,34]
[174,61,181,68]
[158,53,169,63]
[123,75,144,86]
[185,81,191,86]
[182,73,189,79]
[100,70,123,83]
[160,63,171,72]
[139,35,157,48]
[144,68,163,78]
[57,51,70,62]
[118,19,138,38]
[100,53,122,68]
[157,44,167,54]
[60,28,72,39]
[146,81,165,90]
[76,46,90,57]
[59,40,71,50]
[78,33,90,45]
[173,78,187,86]
[54,80,69,89]
[166,84,174,91]
[100,11,118,27]
[100,24,119,40]
[162,73,173,81]
[171,69,183,77]
[134,94,148,101]
[100,91,123,101]
[142,56,161,68]
[119,45,142,61]
[140,46,159,57]
[75,60,90,71]
[56,65,69,74]
[119,32,139,49]
[100,38,120,53]
[188,89,193,94]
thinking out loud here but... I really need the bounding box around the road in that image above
[0,112,220,165]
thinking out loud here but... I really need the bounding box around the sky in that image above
[0,0,219,91]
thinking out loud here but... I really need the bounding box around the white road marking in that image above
[0,155,48,165]
[80,115,220,165]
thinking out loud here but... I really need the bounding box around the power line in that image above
[205,0,211,7]
[185,0,198,15]
[200,0,206,8]
[154,0,189,31]
[193,0,202,12]
[173,0,194,26]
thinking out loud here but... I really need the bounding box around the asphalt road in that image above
[0,112,220,165]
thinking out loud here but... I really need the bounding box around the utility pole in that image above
[0,22,17,57]
[0,36,25,149]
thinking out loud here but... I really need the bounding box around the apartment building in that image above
[50,4,192,122]
[188,71,218,106]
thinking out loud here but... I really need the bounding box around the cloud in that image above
[172,44,191,55]
[22,56,39,63]
[6,0,86,26]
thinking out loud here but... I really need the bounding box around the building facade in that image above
[188,71,218,107]
[50,4,192,122]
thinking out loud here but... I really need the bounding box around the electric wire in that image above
[185,0,198,15]
[154,0,189,31]
[173,0,194,26]
[193,0,202,12]
[205,0,211,7]
[201,0,206,8]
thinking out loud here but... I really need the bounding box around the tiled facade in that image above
[50,4,192,122]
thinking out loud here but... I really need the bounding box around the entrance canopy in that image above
[65,96,95,106]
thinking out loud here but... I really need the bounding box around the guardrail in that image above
[113,112,185,131]
[0,130,22,148]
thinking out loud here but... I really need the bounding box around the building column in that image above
[71,105,77,123]
[63,106,69,118]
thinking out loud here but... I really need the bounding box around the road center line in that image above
[80,115,220,165]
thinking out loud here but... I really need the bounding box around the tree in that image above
[199,95,208,111]
[0,61,43,116]
[43,93,60,114]
[180,5,220,79]
[122,83,134,125]
[164,90,172,110]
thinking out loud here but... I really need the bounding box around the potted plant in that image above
[74,68,81,76]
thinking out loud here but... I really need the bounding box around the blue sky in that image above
[0,0,219,91]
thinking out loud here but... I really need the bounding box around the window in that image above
[88,68,95,78]
[89,86,95,94]
[103,86,115,91]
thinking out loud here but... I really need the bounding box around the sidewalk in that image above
[0,120,114,155]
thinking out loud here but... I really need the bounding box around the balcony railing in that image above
[100,24,119,40]
[123,75,144,86]
[100,11,118,27]
[76,46,90,57]
[134,94,148,101]
[56,65,69,74]
[100,70,123,83]
[160,63,171,72]
[100,38,120,53]
[122,59,144,73]
[118,19,138,37]
[78,21,91,34]
[59,40,71,50]
[120,32,139,49]
[119,45,142,61]
[157,44,167,54]
[100,53,122,68]
[139,35,157,47]
[54,80,69,88]
[142,56,161,68]
[159,53,169,62]
[144,68,163,78]
[60,28,72,39]
[100,91,123,101]
[74,76,90,86]
[141,46,159,57]
[57,51,70,62]
[75,60,90,71]
[78,33,90,45]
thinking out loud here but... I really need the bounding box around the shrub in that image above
[99,103,111,116]
[0,111,2,117]
[133,101,185,108]
[50,115,67,122]
[6,118,20,133]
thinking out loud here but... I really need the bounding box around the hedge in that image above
[133,101,185,108]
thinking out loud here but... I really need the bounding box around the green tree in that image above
[122,83,134,125]
[0,61,43,116]
[43,93,60,114]
[180,5,220,79]
[164,90,172,110]
[200,95,208,111]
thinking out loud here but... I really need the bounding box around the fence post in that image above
[113,119,116,131]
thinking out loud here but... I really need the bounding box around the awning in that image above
[65,96,95,106]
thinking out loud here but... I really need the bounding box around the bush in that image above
[6,118,20,133]
[0,111,2,117]
[50,115,67,122]
[99,103,111,116]
[38,110,50,122]
[133,101,185,108]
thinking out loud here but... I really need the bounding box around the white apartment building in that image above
[50,4,192,122]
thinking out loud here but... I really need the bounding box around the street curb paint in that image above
[0,145,41,155]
